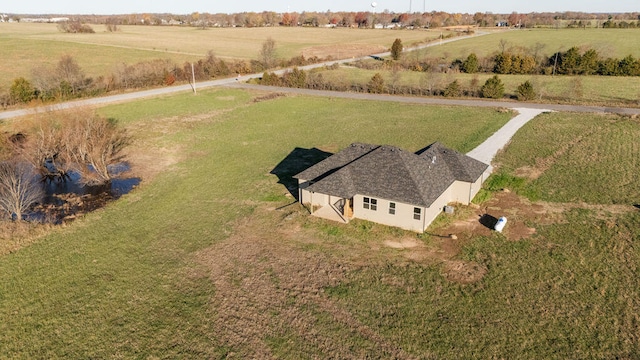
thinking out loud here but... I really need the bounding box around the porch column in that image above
[344,198,353,219]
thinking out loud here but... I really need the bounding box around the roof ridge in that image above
[397,149,435,206]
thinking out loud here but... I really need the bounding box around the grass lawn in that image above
[326,111,640,358]
[316,66,640,107]
[0,88,512,358]
[492,111,640,204]
[1,85,639,358]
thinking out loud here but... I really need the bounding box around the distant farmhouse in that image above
[294,142,490,233]
[19,17,69,23]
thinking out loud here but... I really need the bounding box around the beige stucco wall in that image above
[299,168,490,232]
[298,180,330,210]
[352,194,427,233]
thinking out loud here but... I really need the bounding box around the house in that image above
[293,142,491,233]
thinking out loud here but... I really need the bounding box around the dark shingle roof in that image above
[293,142,488,207]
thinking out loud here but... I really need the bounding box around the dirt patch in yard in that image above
[196,207,417,359]
[436,191,551,244]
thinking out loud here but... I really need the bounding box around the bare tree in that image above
[62,110,131,185]
[20,114,72,181]
[105,17,120,32]
[0,161,43,221]
[259,37,278,69]
[56,55,85,96]
[20,108,130,185]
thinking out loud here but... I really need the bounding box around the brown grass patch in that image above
[0,221,54,255]
[196,206,418,358]
[122,109,235,182]
[301,44,387,59]
[515,129,595,180]
[442,260,487,284]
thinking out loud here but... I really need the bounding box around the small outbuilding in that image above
[294,142,491,233]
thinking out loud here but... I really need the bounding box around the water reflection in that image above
[33,162,140,223]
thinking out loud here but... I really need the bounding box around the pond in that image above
[31,162,140,223]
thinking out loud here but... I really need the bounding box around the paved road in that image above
[0,32,489,121]
[2,30,638,165]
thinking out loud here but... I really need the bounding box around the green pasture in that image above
[327,110,640,357]
[0,88,511,358]
[0,87,639,357]
[493,111,640,204]
[317,66,640,106]
[420,28,640,60]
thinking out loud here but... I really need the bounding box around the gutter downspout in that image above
[422,206,427,232]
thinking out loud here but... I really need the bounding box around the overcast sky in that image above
[3,0,638,15]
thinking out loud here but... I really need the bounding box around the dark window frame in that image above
[413,207,421,220]
[363,197,378,211]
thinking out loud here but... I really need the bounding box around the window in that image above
[389,202,396,215]
[363,197,377,211]
[413,207,421,220]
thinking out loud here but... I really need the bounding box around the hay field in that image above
[0,22,439,86]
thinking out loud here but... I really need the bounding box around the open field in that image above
[419,28,640,60]
[0,22,441,86]
[0,88,512,357]
[1,87,639,358]
[316,67,640,107]
[492,111,640,203]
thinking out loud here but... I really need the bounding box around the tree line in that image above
[257,65,536,102]
[394,39,640,77]
[464,47,640,77]
[2,41,323,107]
[8,11,639,29]
[256,38,638,103]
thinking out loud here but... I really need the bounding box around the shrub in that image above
[368,73,385,94]
[282,67,306,88]
[259,72,281,86]
[443,80,461,97]
[391,38,403,61]
[9,78,36,104]
[461,53,479,73]
[516,80,536,101]
[57,21,95,34]
[481,75,505,99]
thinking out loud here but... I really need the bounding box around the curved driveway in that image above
[1,30,639,165]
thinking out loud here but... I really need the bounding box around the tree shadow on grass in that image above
[479,214,498,230]
[271,147,332,200]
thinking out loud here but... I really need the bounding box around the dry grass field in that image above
[0,22,440,86]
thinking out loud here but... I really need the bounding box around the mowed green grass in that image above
[0,88,639,357]
[493,112,640,203]
[0,22,439,86]
[0,88,512,358]
[317,67,640,106]
[325,111,640,358]
[422,28,640,60]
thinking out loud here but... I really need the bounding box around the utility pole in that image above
[191,62,197,94]
[409,0,412,13]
